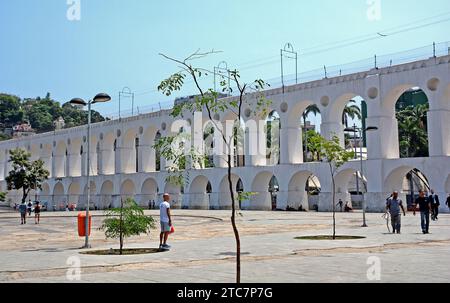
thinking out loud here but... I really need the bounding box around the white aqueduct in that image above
[1,54,449,213]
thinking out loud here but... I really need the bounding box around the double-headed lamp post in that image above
[344,125,378,228]
[70,93,111,249]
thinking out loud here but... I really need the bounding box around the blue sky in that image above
[1,0,450,118]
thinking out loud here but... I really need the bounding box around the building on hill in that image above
[53,117,65,130]
[12,122,35,139]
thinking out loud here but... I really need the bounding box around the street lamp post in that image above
[344,125,378,228]
[70,93,111,249]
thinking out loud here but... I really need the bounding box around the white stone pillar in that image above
[118,146,135,174]
[40,156,52,178]
[427,109,450,157]
[0,159,6,181]
[245,128,265,166]
[280,126,303,164]
[82,150,98,176]
[189,193,209,209]
[5,155,12,176]
[52,154,66,178]
[100,148,115,175]
[247,192,271,211]
[287,190,309,210]
[140,144,156,172]
[320,121,345,147]
[214,131,232,168]
[275,191,289,210]
[67,152,82,177]
[366,116,399,159]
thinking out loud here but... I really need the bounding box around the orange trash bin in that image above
[78,213,92,237]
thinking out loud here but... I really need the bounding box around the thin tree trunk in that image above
[330,163,336,240]
[228,154,240,283]
[22,187,27,204]
[119,199,124,255]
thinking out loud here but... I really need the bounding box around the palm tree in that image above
[397,104,429,158]
[302,105,321,161]
[342,100,362,128]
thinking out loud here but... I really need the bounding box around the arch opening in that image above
[100,180,114,209]
[218,174,244,210]
[288,172,321,211]
[188,175,212,209]
[120,179,136,201]
[385,167,430,209]
[301,104,323,162]
[334,169,367,210]
[249,172,279,211]
[53,182,65,211]
[396,88,430,158]
[140,178,158,207]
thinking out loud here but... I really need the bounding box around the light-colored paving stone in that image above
[0,209,449,283]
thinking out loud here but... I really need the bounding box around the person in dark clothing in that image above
[19,202,27,224]
[386,191,406,234]
[414,190,432,234]
[336,199,344,212]
[34,202,41,224]
[428,190,440,221]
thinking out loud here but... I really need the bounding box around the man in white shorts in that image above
[159,193,172,250]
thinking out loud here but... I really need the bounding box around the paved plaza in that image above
[0,208,449,283]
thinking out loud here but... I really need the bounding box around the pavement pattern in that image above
[0,208,449,283]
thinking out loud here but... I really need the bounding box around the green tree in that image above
[397,104,429,158]
[155,50,270,283]
[0,93,24,127]
[306,130,324,162]
[342,100,362,128]
[302,105,320,162]
[27,103,55,132]
[5,149,50,204]
[100,198,156,255]
[1,93,107,135]
[313,135,354,239]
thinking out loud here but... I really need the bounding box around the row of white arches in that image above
[19,163,449,211]
[1,82,446,181]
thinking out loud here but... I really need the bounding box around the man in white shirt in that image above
[159,193,172,250]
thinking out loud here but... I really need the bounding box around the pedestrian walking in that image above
[336,199,343,212]
[34,202,41,224]
[159,193,172,251]
[386,191,406,234]
[428,190,440,221]
[413,190,432,234]
[18,201,27,225]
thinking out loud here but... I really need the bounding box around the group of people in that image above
[18,200,41,225]
[148,200,156,210]
[386,190,447,234]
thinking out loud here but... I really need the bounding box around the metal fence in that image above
[97,42,449,122]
